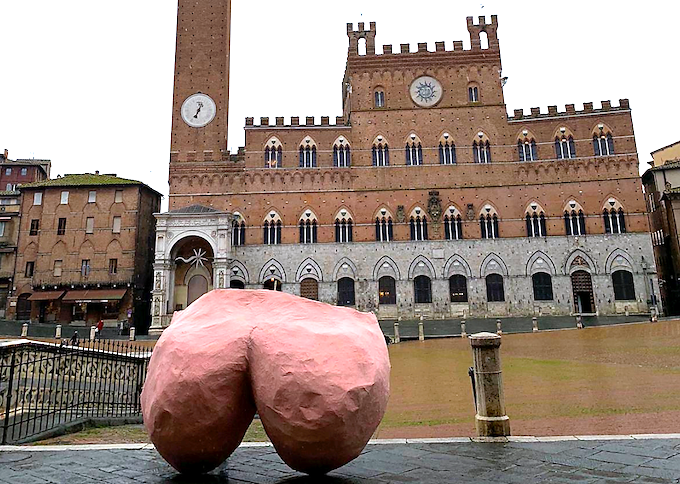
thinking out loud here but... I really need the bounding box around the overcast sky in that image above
[1,1,678,210]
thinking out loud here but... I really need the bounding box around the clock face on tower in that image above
[410,76,443,108]
[181,93,217,128]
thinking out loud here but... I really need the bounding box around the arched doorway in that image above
[300,278,319,300]
[263,278,282,291]
[337,278,355,306]
[571,270,596,314]
[230,280,246,289]
[172,236,214,312]
[17,294,32,320]
[378,276,397,305]
[187,275,209,306]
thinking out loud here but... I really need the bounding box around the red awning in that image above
[28,291,65,301]
[62,288,128,302]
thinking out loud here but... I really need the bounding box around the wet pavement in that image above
[1,436,679,483]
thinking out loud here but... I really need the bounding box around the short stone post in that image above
[129,326,136,341]
[461,320,467,338]
[624,306,629,318]
[393,322,400,344]
[496,319,502,336]
[470,333,510,437]
[418,321,425,341]
[651,307,658,323]
[21,323,28,338]
[532,317,538,333]
[55,325,62,339]
[89,325,97,341]
[576,316,583,329]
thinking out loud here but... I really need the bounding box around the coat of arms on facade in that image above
[396,205,406,223]
[466,203,475,221]
[427,191,442,222]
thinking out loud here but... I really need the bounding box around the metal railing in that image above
[0,339,151,444]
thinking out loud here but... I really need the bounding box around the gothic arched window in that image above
[480,206,499,239]
[375,209,394,242]
[409,207,428,241]
[299,210,318,244]
[444,206,463,240]
[405,135,423,166]
[335,209,353,243]
[299,137,317,168]
[372,137,390,167]
[263,211,282,245]
[333,137,351,167]
[264,138,283,168]
[563,201,586,236]
[473,134,491,164]
[439,133,457,165]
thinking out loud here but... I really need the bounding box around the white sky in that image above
[1,1,678,210]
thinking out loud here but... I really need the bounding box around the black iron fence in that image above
[0,339,152,444]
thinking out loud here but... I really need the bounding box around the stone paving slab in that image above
[1,437,680,483]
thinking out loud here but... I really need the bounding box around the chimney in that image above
[95,170,100,175]
[2,149,7,160]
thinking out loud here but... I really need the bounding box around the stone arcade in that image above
[150,0,659,334]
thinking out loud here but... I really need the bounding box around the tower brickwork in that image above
[170,0,231,167]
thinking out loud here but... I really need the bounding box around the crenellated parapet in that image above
[347,15,499,58]
[509,100,630,122]
[245,116,350,129]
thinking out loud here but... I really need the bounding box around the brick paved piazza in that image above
[1,436,680,483]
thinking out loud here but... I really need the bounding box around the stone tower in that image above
[170,0,231,168]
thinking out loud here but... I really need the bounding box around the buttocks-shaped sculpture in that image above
[141,290,391,476]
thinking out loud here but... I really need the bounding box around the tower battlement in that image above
[347,15,500,58]
[347,22,377,56]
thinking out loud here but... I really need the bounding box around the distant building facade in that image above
[12,174,161,332]
[150,0,660,333]
[0,150,51,317]
[642,141,680,315]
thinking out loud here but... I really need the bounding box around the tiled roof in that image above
[167,205,219,214]
[19,173,146,189]
[0,191,20,196]
[650,160,680,171]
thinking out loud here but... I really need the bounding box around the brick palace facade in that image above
[150,0,660,333]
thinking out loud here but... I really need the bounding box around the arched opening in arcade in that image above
[171,236,214,311]
[263,277,283,291]
[571,270,596,314]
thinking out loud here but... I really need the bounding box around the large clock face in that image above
[410,76,443,107]
[181,93,216,128]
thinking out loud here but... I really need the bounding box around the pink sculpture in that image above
[141,290,390,475]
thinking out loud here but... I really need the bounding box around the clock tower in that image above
[170,0,231,166]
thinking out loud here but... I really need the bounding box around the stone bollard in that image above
[418,321,425,342]
[532,317,538,333]
[129,326,136,342]
[651,307,658,323]
[576,316,583,329]
[90,325,97,341]
[461,320,467,338]
[625,306,629,318]
[393,322,400,344]
[496,319,502,336]
[21,323,28,338]
[469,333,511,437]
[55,325,62,339]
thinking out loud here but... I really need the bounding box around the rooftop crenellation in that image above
[347,15,499,57]
[246,116,349,129]
[508,99,631,121]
